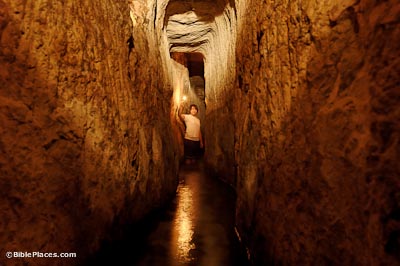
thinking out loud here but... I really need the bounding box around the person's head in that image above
[189,104,198,116]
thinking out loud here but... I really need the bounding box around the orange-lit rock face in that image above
[161,0,399,264]
[0,0,179,265]
[233,0,400,265]
[1,0,399,265]
[163,0,237,176]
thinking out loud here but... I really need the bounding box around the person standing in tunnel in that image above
[178,103,204,164]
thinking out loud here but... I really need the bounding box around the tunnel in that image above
[0,0,399,265]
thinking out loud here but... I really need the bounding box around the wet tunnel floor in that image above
[86,161,250,266]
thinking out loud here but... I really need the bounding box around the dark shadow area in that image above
[170,51,204,75]
[187,52,204,77]
[82,199,177,266]
[83,160,249,266]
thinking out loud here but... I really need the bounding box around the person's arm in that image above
[178,103,185,121]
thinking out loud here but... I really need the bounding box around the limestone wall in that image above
[201,1,237,183]
[1,0,399,264]
[233,0,400,264]
[0,0,178,265]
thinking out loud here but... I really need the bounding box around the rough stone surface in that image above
[232,0,400,265]
[0,1,179,265]
[1,0,399,265]
[162,0,238,182]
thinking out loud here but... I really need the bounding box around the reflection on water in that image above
[86,164,250,266]
[173,185,196,263]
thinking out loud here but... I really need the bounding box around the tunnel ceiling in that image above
[164,0,233,53]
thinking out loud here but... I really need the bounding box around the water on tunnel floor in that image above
[86,161,250,266]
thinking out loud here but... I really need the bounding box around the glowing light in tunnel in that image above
[173,186,195,263]
[182,95,187,102]
[172,75,184,107]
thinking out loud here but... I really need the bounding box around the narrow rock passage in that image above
[86,161,249,266]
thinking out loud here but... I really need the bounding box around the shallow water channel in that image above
[87,162,249,266]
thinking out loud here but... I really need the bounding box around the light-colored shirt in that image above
[183,114,201,141]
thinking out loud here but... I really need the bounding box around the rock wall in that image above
[201,1,237,184]
[233,0,400,265]
[161,0,238,182]
[0,0,178,265]
[2,0,398,265]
